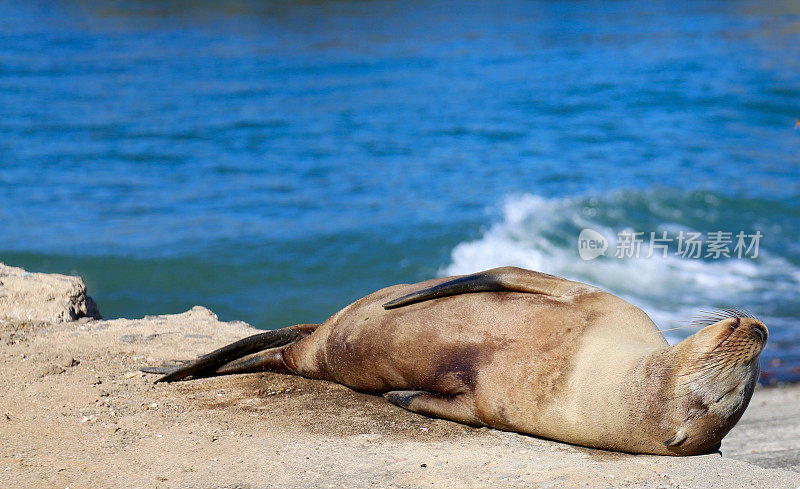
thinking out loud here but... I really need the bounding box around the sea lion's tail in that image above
[142,324,317,383]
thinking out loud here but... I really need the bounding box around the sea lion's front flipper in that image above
[664,429,688,447]
[384,390,482,427]
[383,266,591,309]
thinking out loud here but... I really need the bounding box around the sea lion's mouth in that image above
[714,384,739,403]
[710,318,740,352]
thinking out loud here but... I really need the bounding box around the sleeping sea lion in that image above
[144,267,767,455]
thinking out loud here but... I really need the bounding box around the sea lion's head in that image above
[662,309,767,455]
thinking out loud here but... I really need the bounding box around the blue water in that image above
[1,1,799,381]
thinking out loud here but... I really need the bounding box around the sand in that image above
[1,263,799,488]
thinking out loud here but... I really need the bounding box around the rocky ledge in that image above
[1,263,799,488]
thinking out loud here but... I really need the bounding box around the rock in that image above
[0,263,101,323]
[41,364,66,376]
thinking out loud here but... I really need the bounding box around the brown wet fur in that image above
[278,271,643,443]
[288,285,601,402]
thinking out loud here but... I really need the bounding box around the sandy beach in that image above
[2,263,799,489]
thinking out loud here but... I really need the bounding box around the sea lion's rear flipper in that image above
[384,390,483,427]
[145,324,317,383]
[383,266,590,309]
[140,361,189,375]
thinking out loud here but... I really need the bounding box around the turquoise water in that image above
[1,1,799,381]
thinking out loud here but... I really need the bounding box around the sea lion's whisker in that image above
[678,355,735,379]
[679,366,723,383]
[689,307,761,328]
[678,368,727,390]
[659,325,703,332]
[668,362,717,379]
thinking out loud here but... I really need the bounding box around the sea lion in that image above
[145,266,767,456]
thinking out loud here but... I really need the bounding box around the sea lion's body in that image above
[285,277,672,452]
[149,267,767,456]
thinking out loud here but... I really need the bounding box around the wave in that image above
[441,191,800,345]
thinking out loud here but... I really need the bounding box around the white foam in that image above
[442,193,799,344]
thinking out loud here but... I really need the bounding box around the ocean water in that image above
[1,1,798,382]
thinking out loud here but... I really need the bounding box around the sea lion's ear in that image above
[664,430,687,447]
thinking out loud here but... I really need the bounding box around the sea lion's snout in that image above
[719,317,768,361]
[694,314,768,362]
[681,315,767,380]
